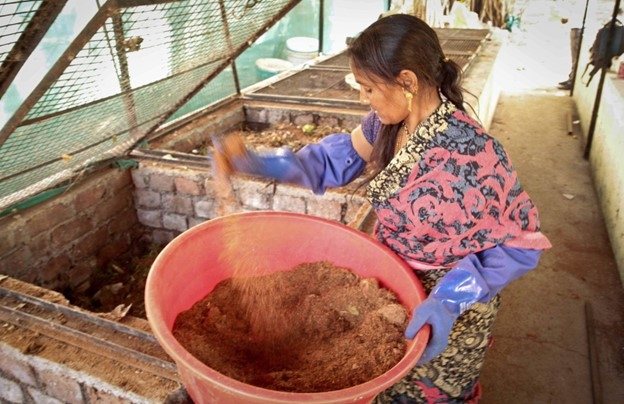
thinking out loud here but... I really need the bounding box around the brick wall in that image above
[0,278,180,403]
[131,161,369,245]
[0,167,142,292]
[0,343,161,404]
[133,98,371,245]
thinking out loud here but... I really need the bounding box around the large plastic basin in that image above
[145,211,428,403]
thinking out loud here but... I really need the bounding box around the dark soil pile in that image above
[63,241,161,320]
[199,122,353,154]
[172,261,409,393]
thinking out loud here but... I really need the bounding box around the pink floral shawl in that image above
[364,101,552,269]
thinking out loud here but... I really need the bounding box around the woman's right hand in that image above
[212,133,249,178]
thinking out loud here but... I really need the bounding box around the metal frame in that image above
[0,0,68,100]
[0,0,302,147]
[0,0,303,211]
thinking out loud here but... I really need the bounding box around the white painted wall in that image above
[572,1,624,284]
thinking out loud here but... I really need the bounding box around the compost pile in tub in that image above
[172,260,409,393]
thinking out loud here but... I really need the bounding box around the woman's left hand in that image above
[406,245,544,365]
[406,296,456,365]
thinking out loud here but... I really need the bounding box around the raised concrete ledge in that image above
[580,75,624,283]
[462,34,504,131]
[0,276,180,403]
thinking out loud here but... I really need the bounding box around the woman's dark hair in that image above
[347,14,465,171]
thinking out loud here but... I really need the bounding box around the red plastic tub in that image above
[145,211,428,404]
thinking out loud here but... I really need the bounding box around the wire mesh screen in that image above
[0,0,301,211]
[0,0,42,66]
[246,28,490,106]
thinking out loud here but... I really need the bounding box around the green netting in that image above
[0,0,301,210]
[0,1,43,65]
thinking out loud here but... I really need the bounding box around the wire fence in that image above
[0,0,301,212]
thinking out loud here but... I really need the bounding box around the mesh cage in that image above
[0,0,301,212]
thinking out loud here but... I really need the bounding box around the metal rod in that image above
[111,9,139,133]
[0,0,67,101]
[144,0,305,138]
[218,0,241,95]
[129,149,212,168]
[584,0,622,159]
[585,302,603,404]
[243,92,368,108]
[318,0,325,53]
[0,304,179,381]
[0,286,157,343]
[0,1,116,146]
[570,0,591,96]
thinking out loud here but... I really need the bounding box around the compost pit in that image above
[64,240,160,320]
[197,121,355,154]
[68,121,372,320]
[172,261,409,393]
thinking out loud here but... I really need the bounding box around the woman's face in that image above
[351,65,408,125]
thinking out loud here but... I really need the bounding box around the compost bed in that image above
[68,121,369,320]
[172,260,409,393]
[189,121,355,155]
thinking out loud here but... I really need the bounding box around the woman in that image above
[214,14,551,403]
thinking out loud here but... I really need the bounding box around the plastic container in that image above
[285,37,319,65]
[254,58,294,80]
[145,211,428,404]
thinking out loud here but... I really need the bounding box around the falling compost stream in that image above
[169,130,411,392]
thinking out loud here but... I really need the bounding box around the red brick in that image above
[150,172,175,192]
[97,237,131,268]
[50,215,93,249]
[67,259,97,291]
[26,203,73,235]
[38,369,83,404]
[94,193,132,225]
[166,195,193,215]
[0,345,37,386]
[73,227,109,260]
[84,386,133,403]
[0,215,27,252]
[105,170,133,195]
[108,208,139,235]
[0,248,30,278]
[40,253,72,288]
[27,232,52,263]
[87,168,132,198]
[74,181,107,212]
[175,176,203,196]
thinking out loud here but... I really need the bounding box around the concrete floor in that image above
[476,7,624,404]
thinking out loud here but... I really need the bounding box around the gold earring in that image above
[404,88,413,112]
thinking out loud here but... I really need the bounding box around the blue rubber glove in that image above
[212,133,366,195]
[406,245,543,365]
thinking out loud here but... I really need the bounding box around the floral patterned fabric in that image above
[373,268,500,403]
[362,99,550,402]
[363,101,551,269]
